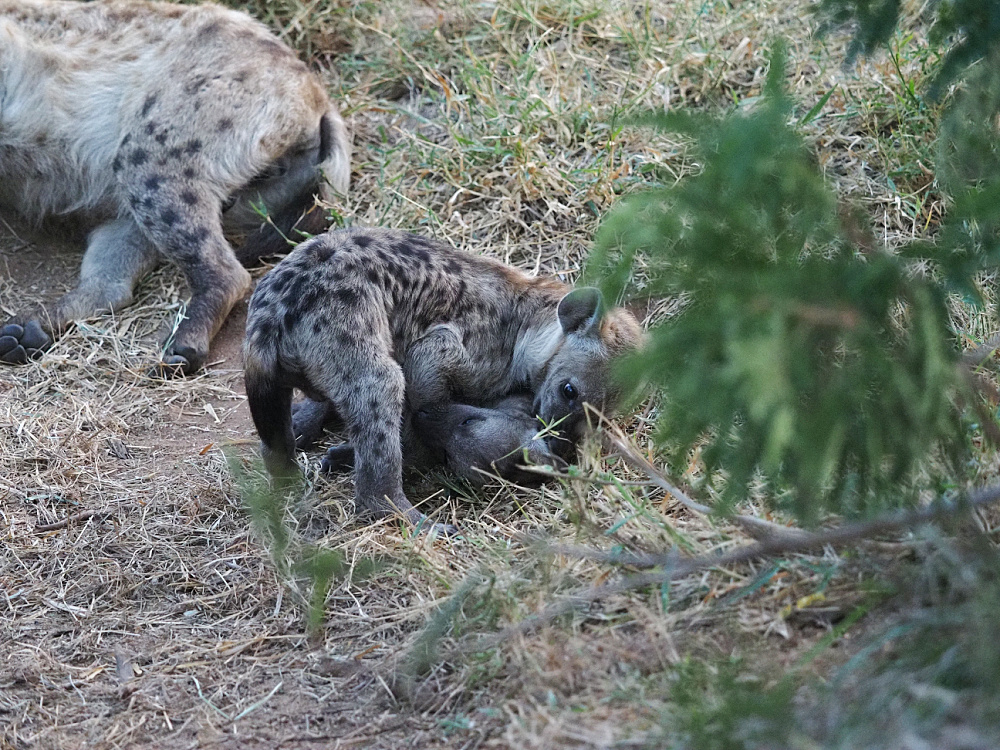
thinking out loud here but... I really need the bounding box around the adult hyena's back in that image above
[0,0,350,373]
[0,0,344,223]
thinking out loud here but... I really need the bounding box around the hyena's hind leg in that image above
[122,173,251,373]
[0,217,160,364]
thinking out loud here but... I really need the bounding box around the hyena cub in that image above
[0,0,350,372]
[299,324,568,485]
[244,227,643,527]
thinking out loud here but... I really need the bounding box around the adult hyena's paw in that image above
[0,321,52,365]
[148,343,207,378]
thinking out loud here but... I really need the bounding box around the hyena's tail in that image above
[231,109,351,267]
[243,340,298,480]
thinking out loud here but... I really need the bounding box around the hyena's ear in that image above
[557,287,605,338]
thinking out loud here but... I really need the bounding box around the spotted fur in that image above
[244,227,644,527]
[0,0,350,371]
[294,324,568,484]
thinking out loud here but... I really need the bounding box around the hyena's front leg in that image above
[123,176,251,373]
[0,218,160,364]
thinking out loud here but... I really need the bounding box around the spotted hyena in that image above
[244,228,644,528]
[296,323,568,485]
[0,0,350,372]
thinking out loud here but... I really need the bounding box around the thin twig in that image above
[600,418,809,543]
[34,509,112,533]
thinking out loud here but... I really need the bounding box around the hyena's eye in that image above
[561,382,578,402]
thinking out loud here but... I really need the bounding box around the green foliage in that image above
[653,534,1000,748]
[590,47,974,523]
[225,454,378,633]
[818,0,1000,97]
[662,658,797,749]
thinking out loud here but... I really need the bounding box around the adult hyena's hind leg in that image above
[227,111,351,268]
[0,217,160,364]
[121,168,252,373]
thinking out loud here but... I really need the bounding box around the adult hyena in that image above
[0,0,350,372]
[299,323,568,485]
[244,228,644,529]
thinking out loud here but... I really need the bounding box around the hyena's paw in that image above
[0,321,51,365]
[426,521,460,537]
[320,444,355,474]
[292,399,336,450]
[148,344,207,378]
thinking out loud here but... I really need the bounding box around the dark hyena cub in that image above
[304,323,568,485]
[244,227,643,527]
[0,0,350,372]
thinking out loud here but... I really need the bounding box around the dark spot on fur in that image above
[155,132,168,145]
[197,21,221,37]
[391,240,430,265]
[298,289,321,313]
[145,174,163,191]
[445,258,462,274]
[180,190,198,206]
[217,118,234,132]
[144,121,158,135]
[129,149,148,166]
[182,167,197,179]
[112,157,122,173]
[180,226,210,245]
[185,75,208,95]
[258,38,291,58]
[312,321,323,335]
[353,234,373,249]
[335,287,358,306]
[185,140,203,155]
[256,319,278,341]
[122,134,132,146]
[160,209,178,227]
[234,70,249,83]
[336,330,356,348]
[140,95,157,117]
[282,309,298,330]
[288,275,308,299]
[313,242,335,262]
[167,147,183,160]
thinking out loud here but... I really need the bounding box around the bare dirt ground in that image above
[0,0,973,747]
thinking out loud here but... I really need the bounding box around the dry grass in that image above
[2,0,993,747]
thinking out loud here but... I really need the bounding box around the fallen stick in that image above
[34,508,112,533]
